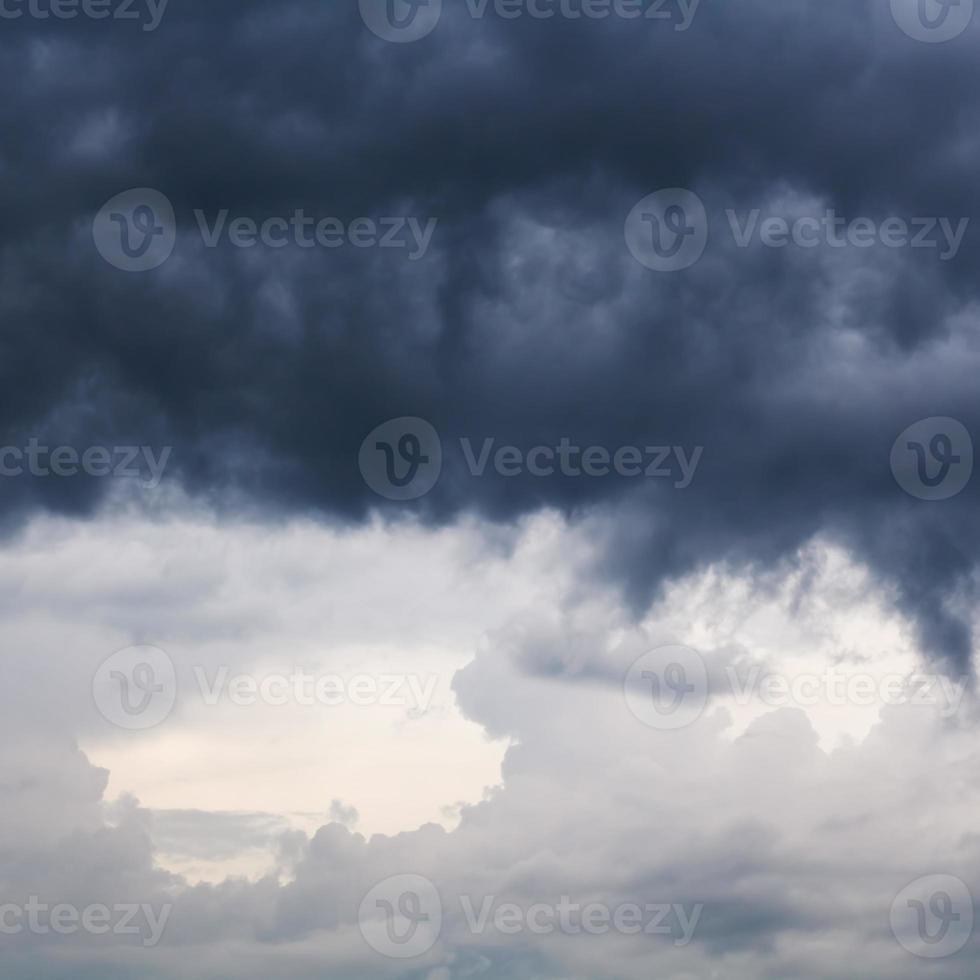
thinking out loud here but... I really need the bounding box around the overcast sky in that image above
[2,0,980,977]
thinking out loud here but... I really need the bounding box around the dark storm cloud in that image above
[1,0,979,666]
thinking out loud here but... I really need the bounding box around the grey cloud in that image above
[149,810,294,862]
[0,1,976,668]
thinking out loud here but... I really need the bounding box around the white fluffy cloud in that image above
[1,499,977,978]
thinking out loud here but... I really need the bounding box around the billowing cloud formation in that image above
[1,508,978,979]
[3,6,980,975]
[0,0,976,668]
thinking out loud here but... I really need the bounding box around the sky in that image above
[2,0,980,977]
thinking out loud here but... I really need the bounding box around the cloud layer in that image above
[2,2,980,977]
[2,508,979,979]
[0,0,978,664]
